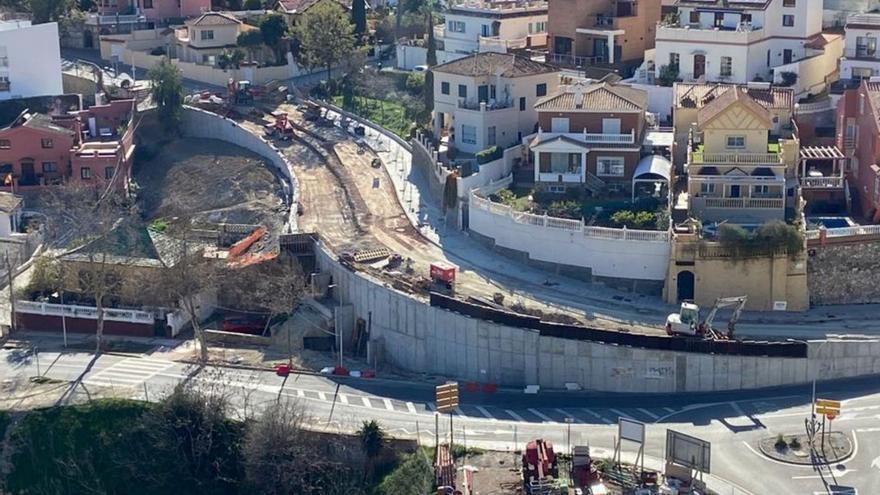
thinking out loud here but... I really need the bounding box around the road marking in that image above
[426,402,436,412]
[663,407,675,414]
[475,406,496,420]
[318,392,327,401]
[609,409,634,421]
[793,469,857,480]
[296,389,305,398]
[527,408,554,423]
[581,408,613,425]
[338,394,348,405]
[730,401,747,417]
[637,408,660,420]
[406,402,417,414]
[856,427,880,433]
[454,406,465,416]
[362,397,371,408]
[383,398,394,411]
[505,409,526,422]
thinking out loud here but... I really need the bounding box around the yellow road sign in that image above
[435,382,459,413]
[816,398,841,417]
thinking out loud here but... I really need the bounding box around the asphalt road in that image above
[2,348,878,495]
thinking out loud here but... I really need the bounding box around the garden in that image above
[490,187,670,231]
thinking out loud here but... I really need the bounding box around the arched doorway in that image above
[693,54,706,79]
[677,270,695,301]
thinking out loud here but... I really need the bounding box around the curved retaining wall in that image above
[317,245,880,392]
[180,106,299,231]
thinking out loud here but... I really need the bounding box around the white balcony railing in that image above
[702,197,784,209]
[805,224,880,240]
[16,300,157,324]
[691,152,782,165]
[457,99,514,111]
[534,130,636,145]
[846,14,880,28]
[537,172,583,183]
[801,177,845,188]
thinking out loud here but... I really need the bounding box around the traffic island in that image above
[758,432,853,465]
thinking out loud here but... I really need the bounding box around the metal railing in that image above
[801,177,844,188]
[805,224,880,240]
[690,152,782,165]
[846,14,880,27]
[470,191,669,241]
[535,130,636,144]
[16,300,157,324]
[844,47,880,59]
[548,53,605,67]
[457,98,514,111]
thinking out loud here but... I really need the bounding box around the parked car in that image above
[413,65,428,72]
[222,313,269,335]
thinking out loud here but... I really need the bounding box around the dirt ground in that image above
[133,137,287,230]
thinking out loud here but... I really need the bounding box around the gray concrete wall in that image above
[180,106,298,231]
[316,245,880,392]
[807,238,880,305]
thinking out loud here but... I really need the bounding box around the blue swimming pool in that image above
[807,217,854,229]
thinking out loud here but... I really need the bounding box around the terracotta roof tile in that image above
[696,86,771,128]
[535,82,647,112]
[186,11,241,26]
[675,83,792,111]
[432,52,557,78]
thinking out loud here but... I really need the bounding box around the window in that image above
[441,81,450,95]
[854,67,874,80]
[856,36,877,58]
[41,162,57,173]
[551,117,569,133]
[105,167,115,179]
[700,182,716,195]
[596,156,624,177]
[783,49,793,64]
[767,49,771,67]
[726,136,745,148]
[80,167,91,180]
[143,0,152,7]
[487,126,496,146]
[0,139,9,149]
[753,184,771,196]
[200,29,214,41]
[448,20,465,33]
[528,22,546,34]
[861,94,866,113]
[783,0,795,6]
[669,52,679,68]
[481,24,490,37]
[458,84,467,98]
[536,83,547,97]
[689,11,700,23]
[461,124,476,145]
[782,15,794,27]
[720,56,732,77]
[41,138,53,149]
[519,97,526,111]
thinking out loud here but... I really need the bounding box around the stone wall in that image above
[808,238,880,305]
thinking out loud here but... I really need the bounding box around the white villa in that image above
[840,11,880,81]
[640,0,841,96]
[431,52,559,154]
[439,0,548,54]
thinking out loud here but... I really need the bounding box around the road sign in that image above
[619,418,646,444]
[435,382,459,413]
[816,398,841,417]
[666,429,711,473]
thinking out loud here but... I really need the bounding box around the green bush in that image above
[789,437,802,450]
[779,71,798,87]
[379,448,433,495]
[475,145,503,164]
[547,200,582,219]
[657,64,679,87]
[495,188,516,206]
[610,210,655,229]
[717,221,804,257]
[405,72,424,96]
[775,434,787,450]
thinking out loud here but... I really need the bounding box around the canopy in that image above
[633,154,672,181]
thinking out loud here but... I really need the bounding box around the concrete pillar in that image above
[534,152,541,183]
[607,33,615,64]
[580,151,587,183]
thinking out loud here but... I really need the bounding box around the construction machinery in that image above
[265,111,295,141]
[522,438,559,493]
[228,79,254,106]
[665,296,748,339]
[430,261,457,296]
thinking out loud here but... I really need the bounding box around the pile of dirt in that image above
[134,138,287,230]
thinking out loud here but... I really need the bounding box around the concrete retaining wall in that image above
[316,245,880,392]
[180,106,298,231]
[807,237,880,305]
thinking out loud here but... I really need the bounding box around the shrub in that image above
[547,200,581,219]
[789,437,801,450]
[657,64,679,87]
[611,210,655,229]
[150,46,166,56]
[405,72,424,96]
[779,71,798,87]
[717,221,804,257]
[475,145,503,164]
[495,188,516,206]
[775,434,787,450]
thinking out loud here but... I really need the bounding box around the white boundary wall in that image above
[468,193,671,281]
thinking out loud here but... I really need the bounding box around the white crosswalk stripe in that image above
[383,398,394,411]
[406,402,417,414]
[581,408,613,424]
[476,406,496,420]
[83,358,175,388]
[609,409,635,421]
[637,408,660,420]
[527,408,555,422]
[338,394,349,405]
[362,397,371,408]
[505,409,526,422]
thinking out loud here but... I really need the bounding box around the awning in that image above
[633,154,672,181]
[644,130,674,148]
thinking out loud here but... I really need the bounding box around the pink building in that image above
[0,99,137,192]
[97,0,211,21]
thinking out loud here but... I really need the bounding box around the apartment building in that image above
[837,80,880,220]
[97,0,210,21]
[0,20,62,102]
[525,81,651,194]
[840,11,880,82]
[651,0,839,94]
[432,52,559,154]
[174,12,248,66]
[437,0,548,54]
[0,99,137,192]
[684,86,800,224]
[547,0,660,73]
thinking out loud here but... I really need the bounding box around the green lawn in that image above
[768,142,780,153]
[332,95,412,138]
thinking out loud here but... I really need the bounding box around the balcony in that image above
[448,0,547,15]
[537,172,583,183]
[846,14,880,28]
[548,52,606,67]
[843,47,880,61]
[701,197,784,209]
[533,130,636,145]
[690,151,782,166]
[656,22,764,45]
[457,99,513,111]
[85,13,145,26]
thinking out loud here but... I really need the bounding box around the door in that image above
[20,161,34,185]
[478,85,489,103]
[783,49,793,64]
[693,54,706,79]
[677,271,695,302]
[551,117,570,133]
[593,38,608,62]
[729,184,741,198]
[602,118,621,134]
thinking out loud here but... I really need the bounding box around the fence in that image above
[16,300,156,324]
[470,192,670,242]
[805,224,880,240]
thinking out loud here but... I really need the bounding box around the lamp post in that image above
[564,417,574,455]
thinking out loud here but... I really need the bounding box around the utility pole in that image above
[5,251,15,335]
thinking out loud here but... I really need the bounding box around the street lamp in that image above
[564,417,574,455]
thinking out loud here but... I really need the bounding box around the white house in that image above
[439,0,548,54]
[840,11,880,81]
[0,20,63,101]
[645,0,840,96]
[432,52,559,154]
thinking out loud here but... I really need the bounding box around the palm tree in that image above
[358,419,386,482]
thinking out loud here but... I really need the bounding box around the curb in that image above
[755,433,854,466]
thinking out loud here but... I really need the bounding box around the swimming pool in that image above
[807,216,855,229]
